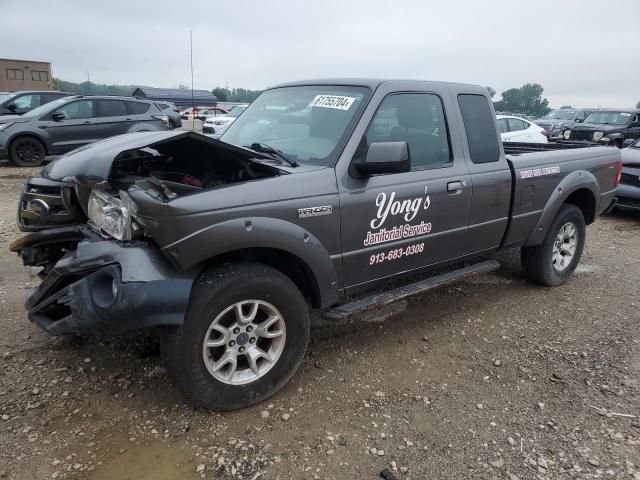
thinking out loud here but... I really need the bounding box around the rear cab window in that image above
[457,94,501,164]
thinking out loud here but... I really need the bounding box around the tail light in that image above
[614,160,623,187]
[152,115,170,128]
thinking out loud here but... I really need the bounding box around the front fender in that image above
[524,170,599,246]
[162,217,339,307]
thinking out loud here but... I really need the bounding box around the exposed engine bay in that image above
[106,138,281,202]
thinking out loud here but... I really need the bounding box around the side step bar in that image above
[322,259,500,321]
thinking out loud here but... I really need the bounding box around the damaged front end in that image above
[10,131,282,336]
[10,226,196,336]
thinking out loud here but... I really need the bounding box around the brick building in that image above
[0,58,53,92]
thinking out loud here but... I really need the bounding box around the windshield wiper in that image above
[244,142,298,167]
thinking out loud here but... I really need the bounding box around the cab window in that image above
[507,118,528,131]
[365,93,451,170]
[457,94,500,164]
[13,94,41,109]
[54,100,94,120]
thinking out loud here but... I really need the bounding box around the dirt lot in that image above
[0,164,639,480]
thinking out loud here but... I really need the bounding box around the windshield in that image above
[23,97,68,118]
[220,85,370,166]
[0,93,13,105]
[583,111,634,125]
[543,109,575,120]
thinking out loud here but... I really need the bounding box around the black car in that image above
[534,108,595,138]
[561,109,640,147]
[616,138,640,210]
[0,95,170,166]
[0,91,72,116]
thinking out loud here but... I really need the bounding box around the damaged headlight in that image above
[87,189,134,241]
[592,131,604,141]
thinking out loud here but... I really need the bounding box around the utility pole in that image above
[87,71,91,95]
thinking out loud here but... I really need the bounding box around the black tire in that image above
[521,204,586,286]
[163,262,310,411]
[9,136,46,167]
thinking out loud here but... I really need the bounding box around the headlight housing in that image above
[87,189,133,240]
[213,119,230,126]
[592,131,604,141]
[562,129,571,140]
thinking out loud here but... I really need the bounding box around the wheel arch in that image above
[8,132,49,155]
[196,247,324,309]
[162,217,340,309]
[524,170,599,246]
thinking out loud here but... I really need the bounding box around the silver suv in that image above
[0,95,170,166]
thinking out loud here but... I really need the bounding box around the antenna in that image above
[190,30,195,131]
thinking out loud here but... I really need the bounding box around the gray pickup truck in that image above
[10,79,621,411]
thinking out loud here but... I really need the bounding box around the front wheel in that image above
[163,262,310,411]
[521,204,586,286]
[9,136,46,167]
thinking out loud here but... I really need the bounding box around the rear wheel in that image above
[163,262,310,411]
[9,136,46,167]
[521,204,586,286]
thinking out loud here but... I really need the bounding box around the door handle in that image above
[447,181,464,193]
[83,121,92,124]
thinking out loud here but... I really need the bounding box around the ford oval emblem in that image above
[28,199,51,216]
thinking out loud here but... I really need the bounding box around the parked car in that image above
[10,79,619,411]
[497,115,548,143]
[534,108,595,139]
[155,101,182,129]
[181,106,227,121]
[0,91,72,116]
[202,105,247,134]
[561,109,640,147]
[0,95,170,167]
[616,138,640,210]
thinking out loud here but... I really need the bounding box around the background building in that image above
[132,86,218,107]
[0,58,53,92]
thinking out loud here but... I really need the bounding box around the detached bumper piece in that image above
[28,264,192,336]
[14,230,195,337]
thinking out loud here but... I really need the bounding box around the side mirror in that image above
[575,118,583,123]
[355,142,410,176]
[622,138,636,148]
[6,102,16,111]
[51,112,66,121]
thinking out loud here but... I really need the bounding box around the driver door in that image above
[338,90,472,290]
[46,99,100,153]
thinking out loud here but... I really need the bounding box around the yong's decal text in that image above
[364,187,433,247]
[520,166,560,179]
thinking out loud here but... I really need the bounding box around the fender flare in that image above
[524,169,599,246]
[162,217,340,308]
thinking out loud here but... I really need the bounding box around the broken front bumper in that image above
[10,227,196,337]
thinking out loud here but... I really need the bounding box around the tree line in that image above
[51,78,640,114]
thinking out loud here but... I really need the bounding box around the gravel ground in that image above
[0,164,639,480]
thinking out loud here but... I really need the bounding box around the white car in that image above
[202,105,248,134]
[497,115,548,143]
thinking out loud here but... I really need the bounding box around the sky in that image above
[1,0,638,109]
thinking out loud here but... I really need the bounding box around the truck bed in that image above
[502,144,619,248]
[503,140,598,155]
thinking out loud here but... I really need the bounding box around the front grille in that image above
[569,130,595,141]
[19,179,85,230]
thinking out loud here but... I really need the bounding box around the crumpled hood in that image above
[41,130,272,184]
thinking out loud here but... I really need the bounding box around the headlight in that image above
[213,119,230,126]
[0,122,13,131]
[87,189,133,240]
[592,131,604,141]
[563,129,571,140]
